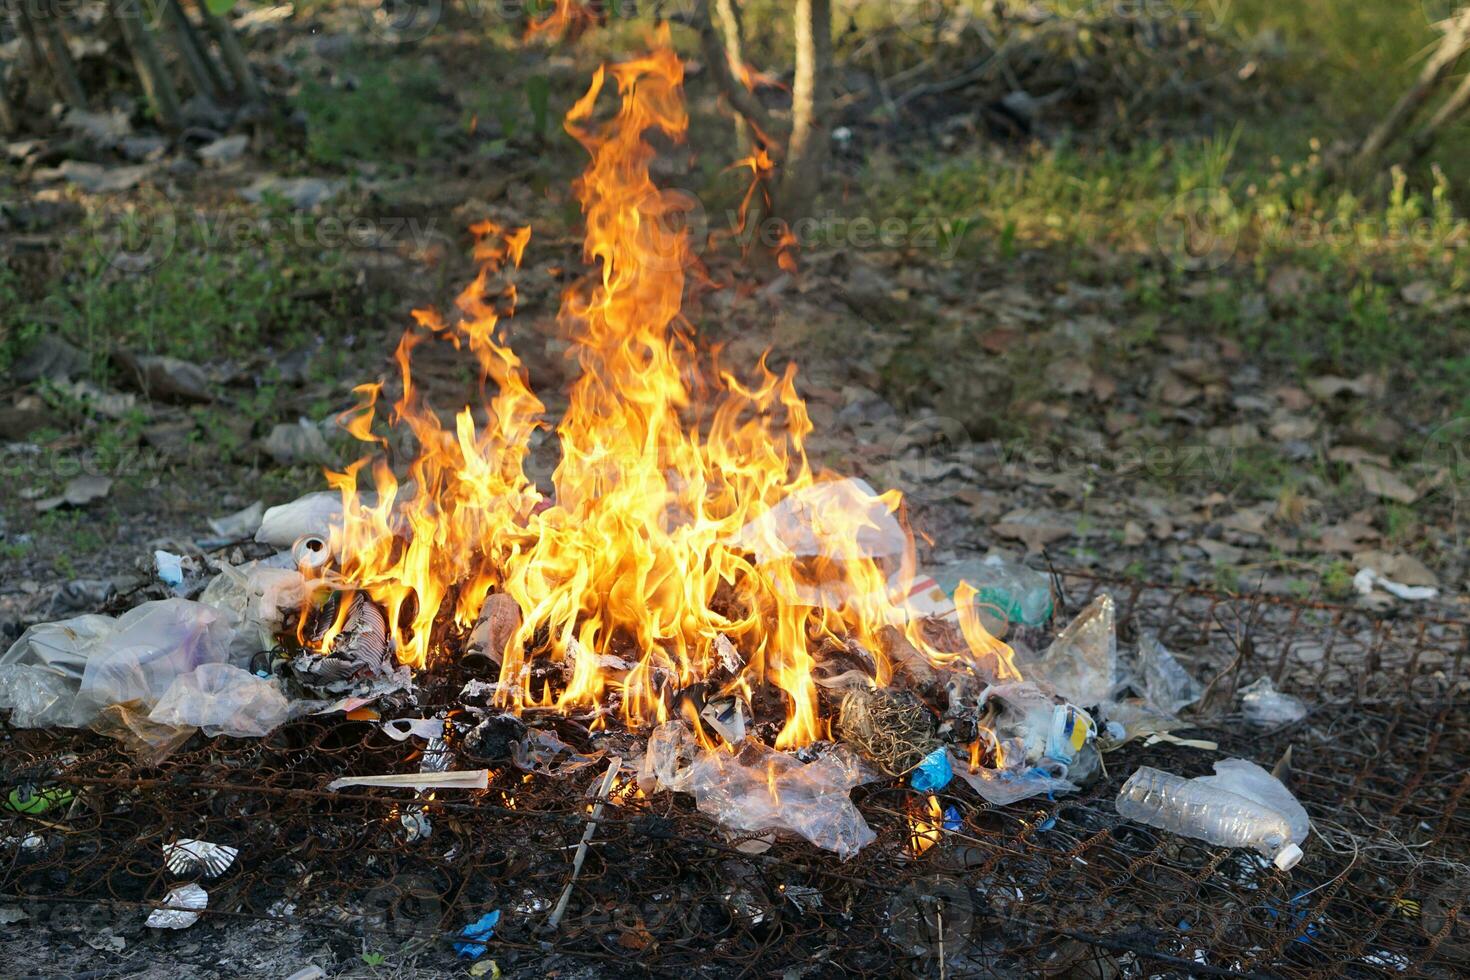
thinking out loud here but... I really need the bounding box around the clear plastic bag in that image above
[1021,594,1117,706]
[76,599,236,716]
[1239,676,1308,727]
[933,556,1053,628]
[684,740,878,859]
[199,562,307,663]
[149,663,291,737]
[1134,632,1202,715]
[952,757,1077,805]
[0,614,116,727]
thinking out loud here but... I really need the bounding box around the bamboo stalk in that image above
[199,4,262,104]
[164,0,226,101]
[111,0,184,129]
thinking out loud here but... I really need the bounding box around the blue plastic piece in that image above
[910,747,953,792]
[453,910,501,958]
[942,806,962,832]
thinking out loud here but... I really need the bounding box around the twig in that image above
[1353,7,1470,172]
[164,0,225,103]
[545,755,622,930]
[692,0,778,148]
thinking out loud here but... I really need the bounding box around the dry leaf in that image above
[1355,463,1418,504]
[992,509,1076,552]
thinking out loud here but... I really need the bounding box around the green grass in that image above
[2,202,369,378]
[297,57,450,167]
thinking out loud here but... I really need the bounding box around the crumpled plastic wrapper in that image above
[1239,675,1308,727]
[146,883,208,929]
[164,839,239,878]
[1019,594,1116,706]
[682,740,879,860]
[77,599,236,716]
[149,663,291,737]
[0,614,119,727]
[951,756,1077,805]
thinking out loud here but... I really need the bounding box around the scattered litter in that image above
[683,741,877,859]
[149,663,291,737]
[909,746,953,792]
[207,501,265,540]
[291,535,333,570]
[952,760,1077,805]
[699,697,748,745]
[1239,676,1308,727]
[1353,568,1439,602]
[0,614,117,727]
[1132,632,1203,715]
[6,786,73,815]
[146,883,209,929]
[466,593,521,666]
[932,556,1053,628]
[256,491,346,549]
[164,839,239,878]
[1116,759,1309,870]
[77,599,237,720]
[836,687,936,776]
[155,550,187,591]
[454,910,501,958]
[326,770,490,792]
[1021,594,1116,706]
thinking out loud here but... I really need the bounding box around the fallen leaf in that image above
[1122,520,1146,546]
[992,509,1076,553]
[1307,374,1381,401]
[1352,550,1438,588]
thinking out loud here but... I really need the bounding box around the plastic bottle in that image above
[934,556,1053,627]
[1116,765,1304,870]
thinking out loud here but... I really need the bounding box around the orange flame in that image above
[524,0,597,43]
[316,36,1016,749]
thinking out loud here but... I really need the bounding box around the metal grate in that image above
[3,574,1467,977]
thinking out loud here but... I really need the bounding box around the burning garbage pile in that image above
[3,38,1310,896]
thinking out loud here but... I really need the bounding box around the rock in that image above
[113,350,215,404]
[0,406,51,440]
[1352,550,1438,588]
[198,134,249,165]
[992,509,1076,553]
[62,107,132,146]
[120,135,169,162]
[241,175,343,210]
[35,474,113,512]
[11,335,89,383]
[262,419,334,465]
[42,160,154,193]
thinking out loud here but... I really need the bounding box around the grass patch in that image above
[296,56,451,167]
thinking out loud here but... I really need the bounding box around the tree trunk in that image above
[200,4,263,104]
[165,0,226,102]
[694,0,773,144]
[773,0,831,224]
[31,6,88,109]
[112,0,184,129]
[1354,7,1470,172]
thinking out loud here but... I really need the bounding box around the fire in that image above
[313,35,1016,749]
[524,0,597,43]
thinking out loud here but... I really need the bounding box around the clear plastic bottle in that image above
[934,556,1053,627]
[1116,765,1304,870]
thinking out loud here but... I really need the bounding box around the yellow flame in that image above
[315,37,1006,749]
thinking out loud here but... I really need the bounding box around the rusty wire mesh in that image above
[3,573,1468,977]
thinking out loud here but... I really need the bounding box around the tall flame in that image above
[319,36,1012,749]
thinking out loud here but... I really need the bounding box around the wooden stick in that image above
[1410,68,1470,161]
[1354,7,1470,171]
[111,0,184,129]
[545,756,621,931]
[692,0,778,148]
[199,4,262,104]
[164,0,225,102]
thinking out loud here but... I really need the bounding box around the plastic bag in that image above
[0,614,117,727]
[1239,676,1308,727]
[255,491,345,550]
[90,701,195,765]
[149,663,291,737]
[684,740,878,859]
[728,478,906,564]
[1134,632,1202,715]
[638,720,699,794]
[199,562,307,662]
[932,556,1053,628]
[77,599,236,716]
[1021,594,1116,706]
[952,759,1077,805]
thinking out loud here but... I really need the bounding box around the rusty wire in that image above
[3,573,1467,977]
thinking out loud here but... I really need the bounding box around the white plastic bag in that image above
[77,599,235,716]
[199,561,307,661]
[0,614,117,727]
[1021,594,1117,706]
[149,663,291,737]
